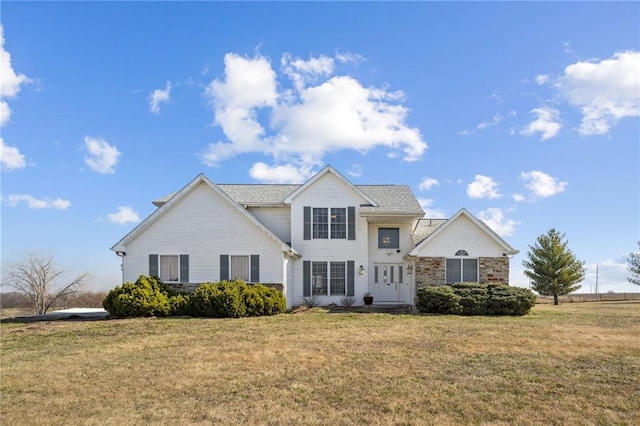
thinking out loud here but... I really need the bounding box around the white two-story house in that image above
[111,166,518,308]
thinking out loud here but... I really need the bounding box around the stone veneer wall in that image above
[414,256,510,287]
[478,257,510,284]
[415,257,446,288]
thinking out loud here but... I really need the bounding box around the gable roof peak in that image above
[283,164,378,206]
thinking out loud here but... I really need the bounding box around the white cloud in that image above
[477,208,518,237]
[84,136,121,174]
[107,206,140,224]
[282,53,334,92]
[467,175,501,199]
[0,100,10,126]
[335,51,365,65]
[418,198,446,218]
[1,25,30,127]
[556,50,640,135]
[1,137,26,171]
[6,194,70,210]
[519,170,567,198]
[512,193,525,203]
[535,74,549,85]
[149,81,171,114]
[202,52,427,179]
[248,162,314,184]
[520,107,562,140]
[418,177,439,191]
[460,113,504,135]
[347,163,363,178]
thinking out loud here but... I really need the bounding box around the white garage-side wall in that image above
[122,181,286,285]
[411,214,506,258]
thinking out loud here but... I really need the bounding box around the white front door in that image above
[374,263,405,303]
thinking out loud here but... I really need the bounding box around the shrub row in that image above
[103,276,286,318]
[415,282,536,316]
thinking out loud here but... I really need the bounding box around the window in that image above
[330,262,346,295]
[220,255,259,282]
[303,260,354,297]
[312,262,328,295]
[149,254,189,283]
[330,208,346,239]
[313,208,328,239]
[230,256,249,282]
[378,228,400,249]
[160,255,179,282]
[304,206,356,241]
[446,258,478,283]
[374,265,379,283]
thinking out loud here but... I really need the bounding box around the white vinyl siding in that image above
[410,214,506,257]
[124,182,285,285]
[291,172,370,304]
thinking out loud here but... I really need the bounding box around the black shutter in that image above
[220,255,229,281]
[149,254,158,277]
[303,206,311,240]
[303,261,311,297]
[347,261,355,296]
[347,206,356,240]
[179,255,189,283]
[251,255,260,283]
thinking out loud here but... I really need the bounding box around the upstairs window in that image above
[312,208,328,239]
[331,208,346,239]
[304,206,356,240]
[378,228,400,249]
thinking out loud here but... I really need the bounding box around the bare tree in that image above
[2,252,90,314]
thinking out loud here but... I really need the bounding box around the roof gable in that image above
[409,208,518,256]
[111,174,295,254]
[284,165,377,206]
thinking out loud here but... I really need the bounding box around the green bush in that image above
[104,276,287,318]
[452,282,488,315]
[168,293,190,316]
[254,284,287,315]
[415,285,463,315]
[242,285,265,317]
[189,281,247,318]
[415,283,536,316]
[485,284,537,316]
[103,275,171,317]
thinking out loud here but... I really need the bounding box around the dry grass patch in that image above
[2,302,639,425]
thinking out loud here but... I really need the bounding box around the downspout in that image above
[115,251,126,284]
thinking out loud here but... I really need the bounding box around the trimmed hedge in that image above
[415,283,536,316]
[103,276,286,318]
[102,275,171,317]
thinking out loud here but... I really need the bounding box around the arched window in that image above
[455,249,469,256]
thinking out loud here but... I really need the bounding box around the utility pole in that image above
[595,264,599,294]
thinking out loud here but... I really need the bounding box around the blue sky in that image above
[1,2,638,293]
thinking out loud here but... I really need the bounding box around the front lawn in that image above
[2,302,639,425]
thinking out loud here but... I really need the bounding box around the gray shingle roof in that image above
[153,182,425,216]
[412,218,448,245]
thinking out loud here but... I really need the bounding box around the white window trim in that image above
[312,207,348,240]
[445,258,479,283]
[159,254,181,283]
[311,261,347,296]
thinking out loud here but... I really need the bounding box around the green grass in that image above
[2,302,639,425]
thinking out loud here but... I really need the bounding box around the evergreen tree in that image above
[628,241,640,286]
[522,228,585,305]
